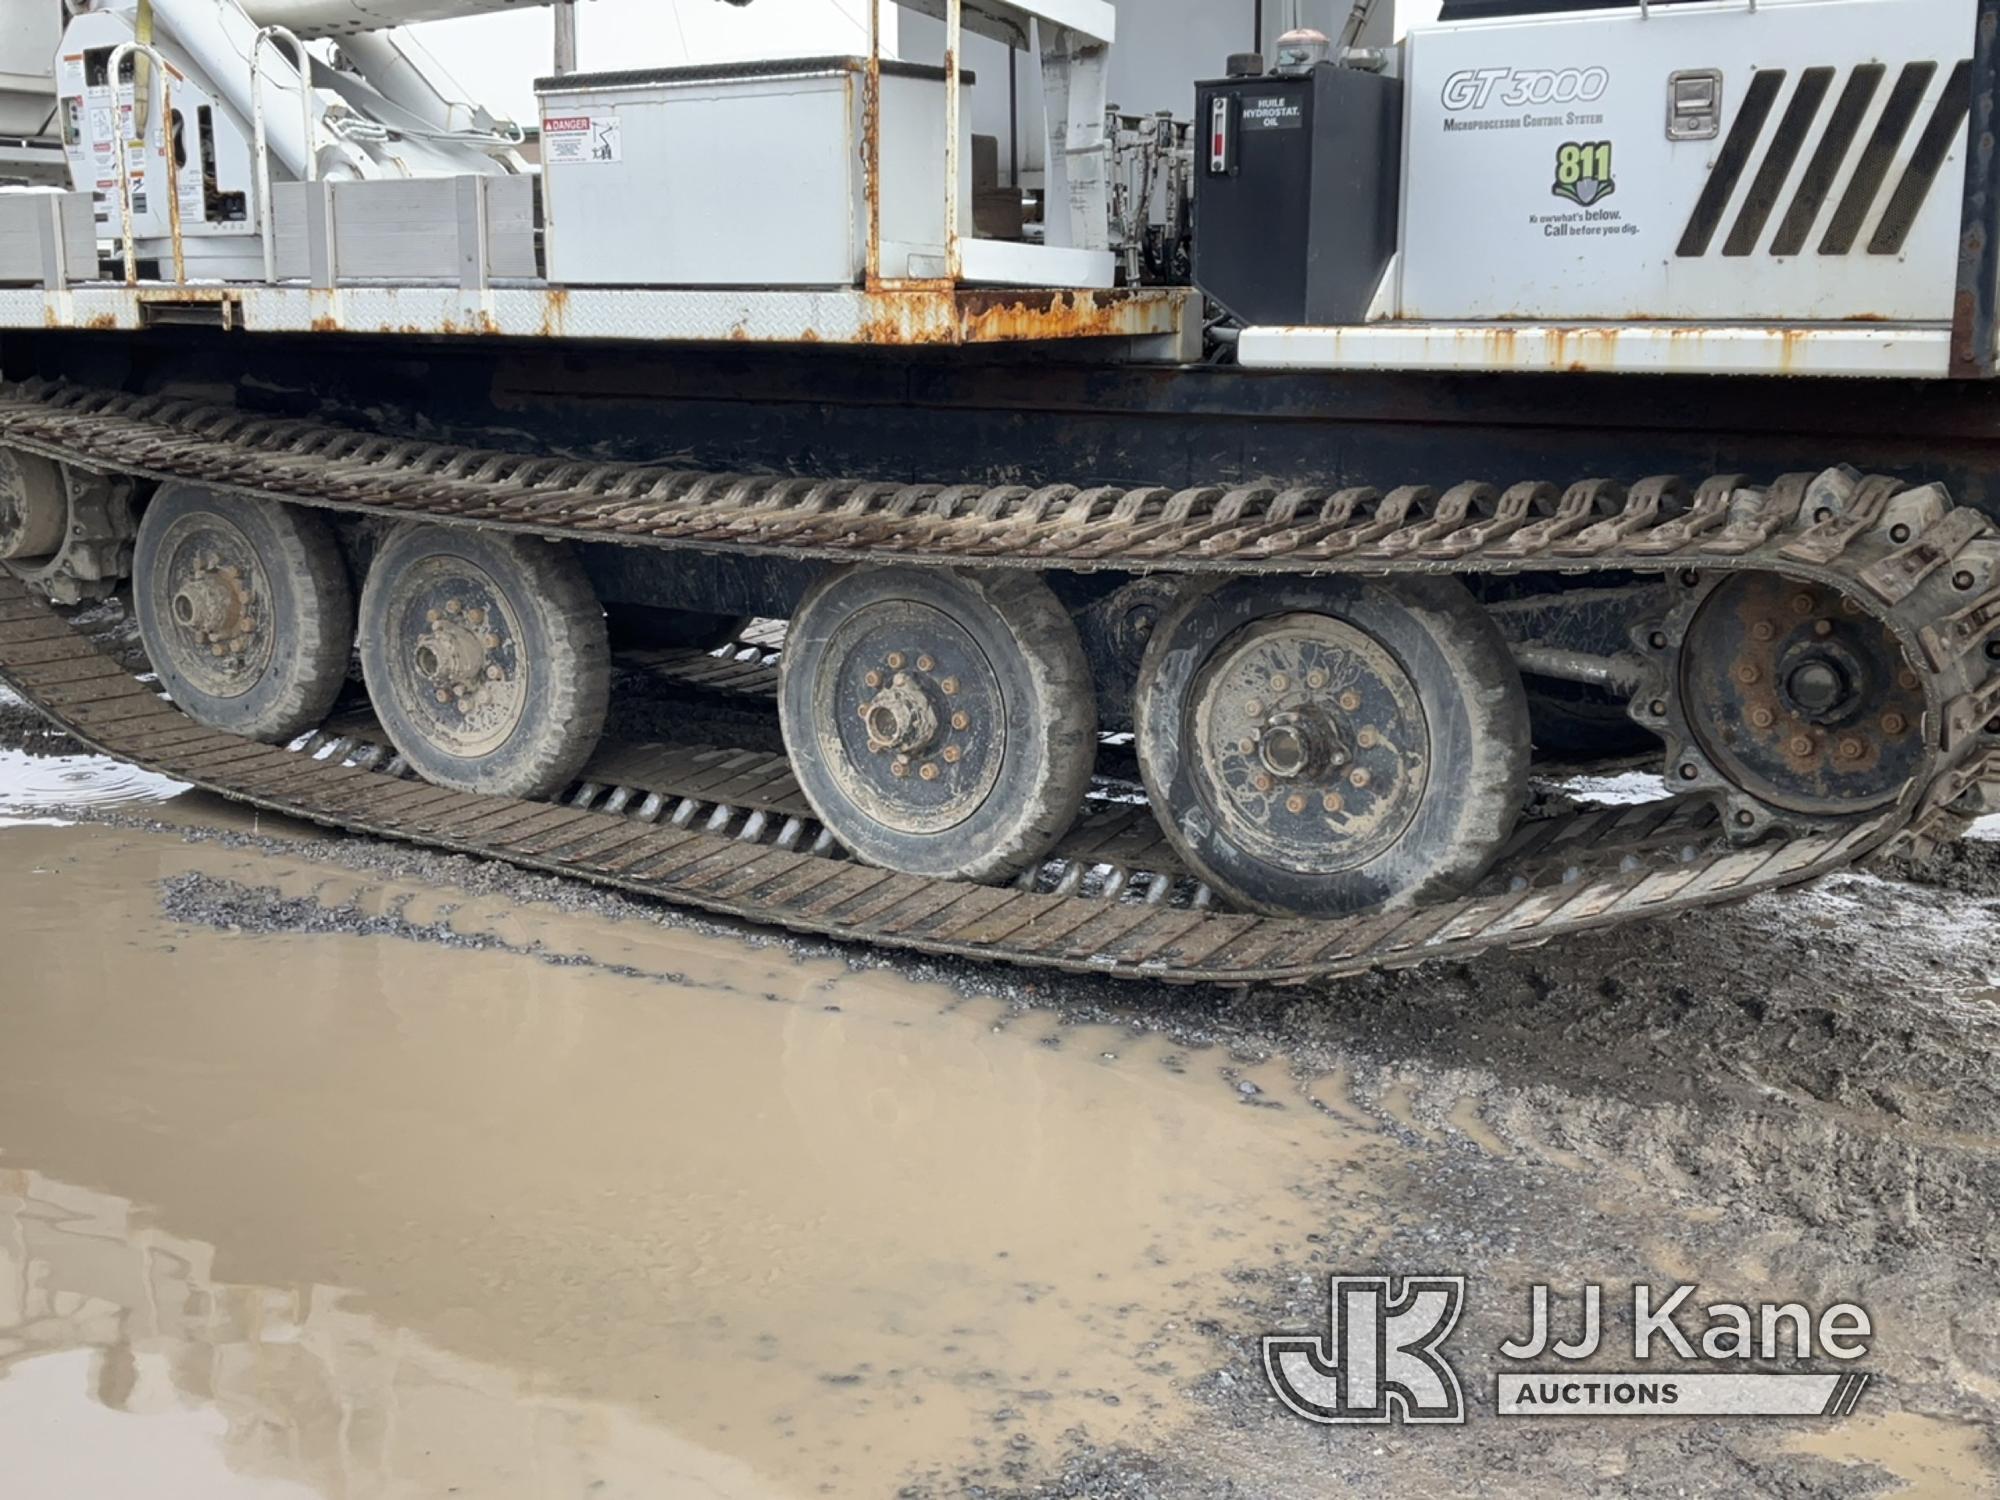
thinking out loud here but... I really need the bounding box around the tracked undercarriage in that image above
[3,378,1996,984]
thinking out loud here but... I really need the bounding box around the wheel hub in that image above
[815,600,1005,836]
[1189,613,1429,875]
[152,519,274,701]
[1677,573,1926,819]
[862,677,942,756]
[385,566,527,759]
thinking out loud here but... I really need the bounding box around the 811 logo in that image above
[1263,1276,1466,1425]
[1552,141,1616,207]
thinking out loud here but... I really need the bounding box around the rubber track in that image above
[3,383,1998,982]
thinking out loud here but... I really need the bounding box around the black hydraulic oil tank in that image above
[1192,63,1403,327]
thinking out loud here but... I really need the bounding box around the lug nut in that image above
[1813,619,1834,639]
[486,665,503,681]
[941,677,959,695]
[943,745,961,764]
[1791,594,1815,615]
[447,599,462,614]
[864,671,881,688]
[1339,691,1362,713]
[917,654,935,672]
[1253,772,1274,793]
[920,763,939,781]
[1882,712,1908,735]
[1239,738,1257,755]
[887,652,905,670]
[435,689,450,704]
[1285,794,1307,815]
[891,759,909,778]
[1750,707,1776,729]
[1271,675,1290,694]
[1348,768,1371,789]
[1322,792,1343,813]
[1838,738,1864,761]
[1357,727,1379,749]
[1734,664,1760,685]
[951,711,969,731]
[1751,621,1775,642]
[1899,670,1920,691]
[1790,735,1814,756]
[1307,670,1327,690]
[1246,700,1263,717]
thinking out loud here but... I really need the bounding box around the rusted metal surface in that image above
[1237,321,1957,379]
[0,381,1997,974]
[1953,0,2000,378]
[0,283,1190,349]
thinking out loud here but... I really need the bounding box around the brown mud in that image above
[0,699,1997,1498]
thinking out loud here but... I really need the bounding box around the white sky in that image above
[409,1,888,125]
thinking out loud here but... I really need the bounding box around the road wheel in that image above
[1135,575,1529,917]
[779,565,1095,882]
[359,524,608,798]
[133,484,353,743]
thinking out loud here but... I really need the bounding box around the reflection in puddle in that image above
[0,744,187,824]
[0,821,1392,1498]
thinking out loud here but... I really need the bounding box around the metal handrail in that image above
[105,41,185,287]
[252,24,316,285]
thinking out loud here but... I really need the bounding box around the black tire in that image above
[779,565,1096,882]
[132,483,353,743]
[359,524,609,798]
[1135,574,1530,918]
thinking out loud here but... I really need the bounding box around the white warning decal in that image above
[543,113,622,166]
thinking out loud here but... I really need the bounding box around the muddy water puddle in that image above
[0,820,1394,1498]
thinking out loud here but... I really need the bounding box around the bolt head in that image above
[951,711,969,731]
[1750,707,1775,730]
[1348,768,1370,789]
[943,745,961,764]
[1322,792,1342,813]
[1252,772,1274,793]
[941,677,959,695]
[919,763,939,781]
[1307,670,1327,690]
[1751,621,1775,643]
[1270,675,1290,694]
[1734,664,1760,686]
[1838,738,1865,761]
[917,654,935,673]
[864,670,881,689]
[1245,700,1263,717]
[1338,691,1362,713]
[1882,712,1908,735]
[1357,727,1379,750]
[1790,735,1815,757]
[891,759,909,778]
[1285,793,1307,815]
[887,652,905,670]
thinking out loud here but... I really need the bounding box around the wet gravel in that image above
[3,690,1996,1497]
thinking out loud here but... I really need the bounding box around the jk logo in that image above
[1262,1275,1467,1425]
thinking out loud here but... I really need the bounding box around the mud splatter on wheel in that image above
[359,525,609,798]
[1136,575,1530,918]
[132,484,353,743]
[780,565,1096,882]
